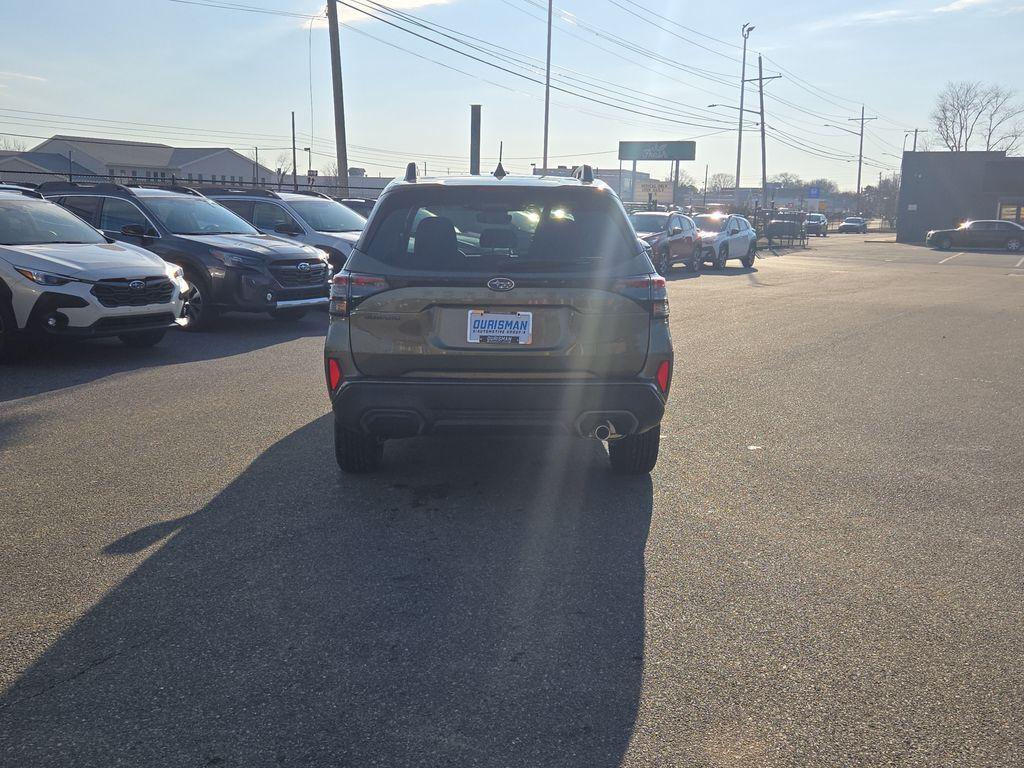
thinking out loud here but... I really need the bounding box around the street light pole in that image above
[326,0,350,197]
[542,0,553,173]
[734,22,754,189]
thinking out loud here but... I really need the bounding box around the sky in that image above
[1,0,1021,191]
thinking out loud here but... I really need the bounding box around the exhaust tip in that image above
[593,424,611,441]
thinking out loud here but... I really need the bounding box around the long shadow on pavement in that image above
[0,416,652,767]
[0,312,327,403]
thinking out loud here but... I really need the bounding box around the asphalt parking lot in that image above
[2,236,1022,767]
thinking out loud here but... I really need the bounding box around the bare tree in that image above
[979,85,1024,153]
[274,152,292,186]
[768,172,803,188]
[806,177,838,194]
[708,172,734,191]
[0,136,26,151]
[932,81,987,151]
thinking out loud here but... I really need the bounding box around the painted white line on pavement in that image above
[1015,255,1024,268]
[938,252,963,264]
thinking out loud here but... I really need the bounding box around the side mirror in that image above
[670,226,682,236]
[274,222,302,236]
[729,227,739,235]
[121,224,147,237]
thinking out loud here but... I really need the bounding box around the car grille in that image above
[269,259,329,288]
[92,277,174,308]
[92,312,176,331]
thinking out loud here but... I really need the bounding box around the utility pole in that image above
[253,147,258,185]
[542,0,553,172]
[849,105,877,211]
[291,111,298,192]
[734,22,754,189]
[470,104,481,175]
[703,164,708,209]
[326,0,350,196]
[747,55,781,207]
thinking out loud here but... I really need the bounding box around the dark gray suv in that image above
[323,166,673,474]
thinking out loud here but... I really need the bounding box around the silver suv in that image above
[202,188,365,270]
[0,186,187,360]
[324,166,673,475]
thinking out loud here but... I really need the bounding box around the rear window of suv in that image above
[360,186,641,273]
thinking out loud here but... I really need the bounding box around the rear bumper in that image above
[331,378,667,438]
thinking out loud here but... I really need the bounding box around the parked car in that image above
[629,210,702,274]
[335,197,376,218]
[324,165,673,474]
[926,220,1024,252]
[0,186,187,361]
[693,212,757,269]
[202,188,365,270]
[805,213,828,237]
[837,216,868,234]
[38,182,331,330]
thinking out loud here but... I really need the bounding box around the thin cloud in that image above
[310,0,454,27]
[934,0,993,11]
[0,71,47,82]
[805,8,922,31]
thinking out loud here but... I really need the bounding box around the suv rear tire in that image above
[656,249,671,276]
[608,425,661,474]
[690,245,702,272]
[334,418,384,473]
[715,245,729,270]
[741,248,755,268]
[119,329,167,348]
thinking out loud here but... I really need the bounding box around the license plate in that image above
[467,310,533,345]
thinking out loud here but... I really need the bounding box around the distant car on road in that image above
[0,186,187,360]
[926,220,1024,252]
[837,216,867,234]
[629,210,702,274]
[40,182,331,330]
[693,212,757,269]
[203,188,365,270]
[805,213,828,237]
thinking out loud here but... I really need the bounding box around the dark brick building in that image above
[896,151,1024,243]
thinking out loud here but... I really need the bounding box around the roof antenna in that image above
[493,141,507,179]
[404,162,417,183]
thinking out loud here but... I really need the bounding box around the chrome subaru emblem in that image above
[129,280,146,290]
[487,277,515,292]
[297,262,311,272]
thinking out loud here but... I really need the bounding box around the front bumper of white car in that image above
[10,272,188,337]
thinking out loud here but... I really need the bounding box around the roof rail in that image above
[0,184,44,199]
[36,181,132,196]
[192,186,280,199]
[124,183,203,197]
[286,189,332,199]
[571,164,594,183]
[404,162,417,183]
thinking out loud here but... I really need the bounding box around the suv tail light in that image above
[612,274,668,319]
[330,271,389,317]
[327,358,343,391]
[656,360,671,394]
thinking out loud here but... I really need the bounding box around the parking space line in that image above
[938,252,963,264]
[1015,255,1024,269]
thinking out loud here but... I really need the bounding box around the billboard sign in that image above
[618,141,696,162]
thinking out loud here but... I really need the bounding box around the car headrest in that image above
[413,216,458,265]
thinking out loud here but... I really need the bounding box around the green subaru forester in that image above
[324,166,673,474]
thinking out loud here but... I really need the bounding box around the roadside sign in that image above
[618,141,696,162]
[818,201,827,212]
[807,186,820,198]
[637,180,673,203]
[307,169,318,177]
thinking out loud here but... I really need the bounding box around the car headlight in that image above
[14,267,76,286]
[211,249,263,269]
[165,262,185,281]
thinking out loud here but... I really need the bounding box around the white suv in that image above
[0,186,188,361]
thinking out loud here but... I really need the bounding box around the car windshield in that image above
[361,186,640,273]
[629,212,669,232]
[694,214,727,231]
[0,199,106,245]
[288,199,366,232]
[144,196,259,235]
